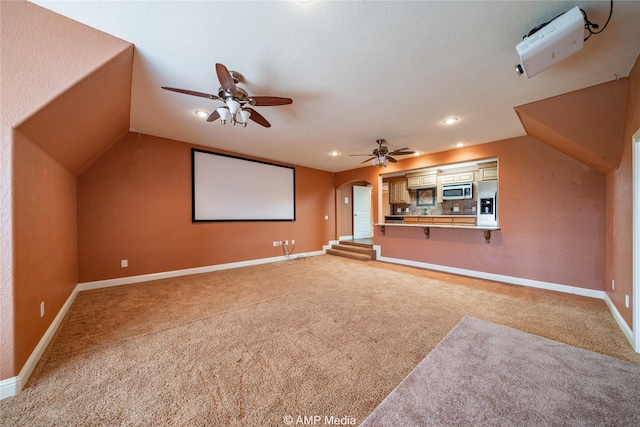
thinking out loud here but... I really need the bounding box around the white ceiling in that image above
[32,1,640,173]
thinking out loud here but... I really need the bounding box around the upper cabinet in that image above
[440,172,475,184]
[478,161,498,181]
[406,172,437,189]
[389,179,411,204]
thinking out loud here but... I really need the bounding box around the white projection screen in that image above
[192,149,296,222]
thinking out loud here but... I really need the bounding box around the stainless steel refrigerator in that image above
[477,180,498,227]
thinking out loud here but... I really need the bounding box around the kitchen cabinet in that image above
[452,217,476,226]
[389,179,411,204]
[406,173,437,189]
[479,166,498,181]
[403,216,432,224]
[403,215,476,226]
[432,216,453,224]
[440,172,475,184]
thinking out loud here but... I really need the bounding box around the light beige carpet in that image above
[1,255,638,426]
[361,316,640,426]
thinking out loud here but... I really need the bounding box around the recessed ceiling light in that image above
[442,117,459,125]
[413,151,421,156]
[455,142,465,148]
[330,151,340,157]
[194,110,209,118]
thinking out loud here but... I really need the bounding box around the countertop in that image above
[376,222,499,230]
[403,214,477,217]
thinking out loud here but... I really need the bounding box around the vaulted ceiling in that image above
[31,1,640,172]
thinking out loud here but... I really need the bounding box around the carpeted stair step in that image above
[326,248,374,261]
[326,242,376,261]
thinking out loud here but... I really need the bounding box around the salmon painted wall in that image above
[607,55,640,327]
[12,133,78,369]
[514,79,627,174]
[335,135,606,291]
[1,2,133,380]
[77,133,336,283]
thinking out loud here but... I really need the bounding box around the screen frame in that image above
[191,148,296,222]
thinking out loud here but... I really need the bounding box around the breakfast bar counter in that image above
[376,220,499,243]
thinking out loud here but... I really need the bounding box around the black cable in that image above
[581,0,614,42]
[524,15,558,38]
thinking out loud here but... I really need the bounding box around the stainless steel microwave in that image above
[442,183,473,200]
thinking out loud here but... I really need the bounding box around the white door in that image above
[353,185,372,239]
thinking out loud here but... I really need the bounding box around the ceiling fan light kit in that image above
[372,156,387,167]
[162,63,292,128]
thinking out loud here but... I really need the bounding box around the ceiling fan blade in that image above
[350,154,377,156]
[250,96,293,106]
[389,150,416,156]
[360,157,376,164]
[161,86,218,100]
[245,108,271,128]
[216,63,237,95]
[387,156,398,163]
[206,110,220,122]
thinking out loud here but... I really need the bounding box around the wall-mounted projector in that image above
[515,7,585,78]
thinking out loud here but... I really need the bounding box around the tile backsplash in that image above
[393,190,477,215]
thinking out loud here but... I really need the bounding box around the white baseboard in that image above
[376,254,606,300]
[0,376,18,401]
[323,240,339,252]
[0,285,79,400]
[603,292,634,348]
[78,252,325,291]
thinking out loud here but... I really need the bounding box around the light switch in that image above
[344,197,349,204]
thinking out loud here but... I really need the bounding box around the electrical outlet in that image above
[273,241,277,247]
[40,301,45,318]
[285,240,288,245]
[121,259,128,268]
[292,239,295,245]
[324,215,329,220]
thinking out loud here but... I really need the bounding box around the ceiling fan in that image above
[350,139,416,167]
[161,63,292,128]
